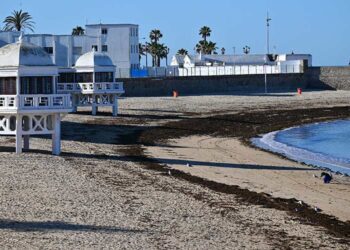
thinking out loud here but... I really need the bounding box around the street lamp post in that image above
[233,46,236,75]
[265,12,272,94]
[142,37,148,68]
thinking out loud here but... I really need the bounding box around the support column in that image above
[23,135,30,150]
[52,114,61,155]
[15,115,22,154]
[72,95,78,112]
[112,95,118,117]
[92,105,98,116]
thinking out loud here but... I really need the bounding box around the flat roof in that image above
[86,23,138,27]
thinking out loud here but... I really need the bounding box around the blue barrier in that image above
[131,69,148,78]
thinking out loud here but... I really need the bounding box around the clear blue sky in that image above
[1,0,349,66]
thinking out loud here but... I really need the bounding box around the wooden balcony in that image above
[57,82,124,94]
[0,94,72,113]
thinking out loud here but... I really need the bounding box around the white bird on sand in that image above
[168,170,172,176]
[186,163,192,167]
[314,207,320,212]
[313,174,318,178]
[297,200,303,205]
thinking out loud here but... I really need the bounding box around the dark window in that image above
[73,46,82,55]
[58,73,75,83]
[20,77,53,94]
[43,47,53,54]
[0,77,16,94]
[76,73,93,83]
[101,28,108,35]
[92,45,98,51]
[102,45,108,52]
[95,72,113,82]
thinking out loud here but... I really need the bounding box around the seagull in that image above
[186,163,192,167]
[297,200,303,205]
[168,170,172,176]
[314,207,320,212]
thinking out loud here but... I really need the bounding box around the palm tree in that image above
[221,47,225,55]
[195,40,208,54]
[206,41,217,55]
[149,29,163,44]
[177,48,188,55]
[3,9,35,32]
[199,26,211,42]
[148,42,169,67]
[243,45,251,54]
[72,26,85,36]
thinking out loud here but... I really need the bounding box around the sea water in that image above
[252,119,350,175]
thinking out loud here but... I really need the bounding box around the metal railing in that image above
[0,94,72,110]
[126,64,304,78]
[57,82,124,93]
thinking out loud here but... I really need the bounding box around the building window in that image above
[136,28,138,37]
[20,77,53,94]
[0,77,16,94]
[92,45,98,51]
[102,45,108,52]
[76,73,93,83]
[43,47,53,54]
[95,72,113,82]
[130,28,133,37]
[58,73,75,83]
[101,28,108,35]
[73,46,82,55]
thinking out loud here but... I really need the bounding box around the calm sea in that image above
[252,119,350,175]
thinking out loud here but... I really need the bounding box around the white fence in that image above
[0,94,72,110]
[126,64,304,79]
[177,64,303,77]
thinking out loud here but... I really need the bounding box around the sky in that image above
[0,0,349,66]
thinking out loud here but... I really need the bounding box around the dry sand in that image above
[0,90,350,249]
[145,135,350,222]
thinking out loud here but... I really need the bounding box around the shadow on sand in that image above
[0,219,144,233]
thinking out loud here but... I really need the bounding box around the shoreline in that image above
[252,122,350,176]
[124,106,350,238]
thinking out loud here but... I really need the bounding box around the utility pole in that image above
[265,12,272,94]
[266,12,272,54]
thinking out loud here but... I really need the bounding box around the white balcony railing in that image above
[0,94,72,111]
[57,82,124,94]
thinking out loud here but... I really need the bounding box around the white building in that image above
[169,53,312,77]
[0,23,139,78]
[57,49,124,116]
[0,36,72,155]
[171,54,312,68]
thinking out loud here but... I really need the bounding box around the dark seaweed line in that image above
[119,106,350,242]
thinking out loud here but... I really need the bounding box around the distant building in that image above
[0,23,140,78]
[57,49,124,116]
[171,54,312,68]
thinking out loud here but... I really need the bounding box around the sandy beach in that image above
[1,90,350,249]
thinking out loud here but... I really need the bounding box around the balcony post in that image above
[23,135,30,150]
[112,95,118,117]
[72,94,78,112]
[15,114,22,154]
[52,113,61,155]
